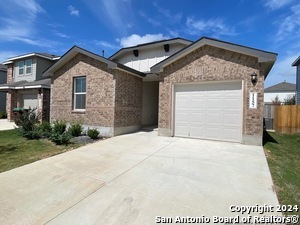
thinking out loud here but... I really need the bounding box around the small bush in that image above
[49,132,72,145]
[87,128,99,139]
[38,122,52,138]
[68,122,83,137]
[53,120,66,135]
[18,108,41,139]
[0,111,7,119]
[20,126,41,140]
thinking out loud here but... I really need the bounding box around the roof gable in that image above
[109,38,192,61]
[292,56,300,66]
[3,53,60,65]
[264,82,296,93]
[43,46,145,78]
[150,37,277,76]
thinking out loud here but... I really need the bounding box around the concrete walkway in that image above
[0,131,280,225]
[0,119,17,130]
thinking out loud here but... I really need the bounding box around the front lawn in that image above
[264,131,300,216]
[0,129,83,173]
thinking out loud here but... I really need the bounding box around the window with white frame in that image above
[25,59,32,74]
[17,59,32,75]
[18,61,24,75]
[73,77,86,110]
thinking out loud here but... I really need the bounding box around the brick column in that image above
[6,90,17,121]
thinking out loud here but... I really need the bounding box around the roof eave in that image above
[109,38,192,61]
[151,37,277,75]
[5,53,59,62]
[292,56,300,66]
[44,46,145,78]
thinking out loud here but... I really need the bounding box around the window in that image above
[18,61,24,75]
[25,59,32,74]
[74,77,86,110]
[17,59,32,75]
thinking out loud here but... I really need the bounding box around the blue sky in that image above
[0,0,299,87]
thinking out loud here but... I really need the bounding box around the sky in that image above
[0,0,299,87]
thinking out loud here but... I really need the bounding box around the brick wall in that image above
[6,64,13,83]
[114,70,143,128]
[51,53,115,128]
[6,90,17,121]
[38,88,50,122]
[158,45,264,143]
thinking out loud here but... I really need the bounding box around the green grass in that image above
[0,129,82,173]
[264,131,300,216]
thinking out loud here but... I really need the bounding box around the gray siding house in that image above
[292,56,300,104]
[0,53,60,122]
[0,64,7,112]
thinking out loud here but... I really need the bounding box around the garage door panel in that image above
[205,127,222,139]
[174,81,242,142]
[190,113,205,123]
[22,94,38,109]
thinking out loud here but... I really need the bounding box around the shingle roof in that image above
[0,78,50,90]
[264,81,296,93]
[0,63,7,71]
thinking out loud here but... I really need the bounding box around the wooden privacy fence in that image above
[274,105,300,134]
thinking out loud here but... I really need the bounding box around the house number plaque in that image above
[249,92,257,109]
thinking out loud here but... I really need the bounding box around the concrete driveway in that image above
[0,130,279,225]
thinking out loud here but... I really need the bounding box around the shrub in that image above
[49,132,72,145]
[38,122,52,138]
[53,120,66,135]
[18,108,41,139]
[284,94,296,105]
[68,122,83,137]
[87,128,99,139]
[0,111,7,119]
[20,126,41,140]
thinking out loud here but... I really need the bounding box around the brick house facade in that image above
[156,45,266,145]
[45,47,144,137]
[45,37,276,145]
[1,53,59,122]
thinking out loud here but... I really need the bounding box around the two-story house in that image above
[0,64,7,112]
[292,56,300,104]
[0,53,60,122]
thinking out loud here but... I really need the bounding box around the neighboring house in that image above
[44,37,277,145]
[0,64,7,112]
[264,81,296,103]
[0,53,60,122]
[292,56,300,104]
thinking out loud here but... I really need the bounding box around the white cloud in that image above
[94,40,119,50]
[0,0,57,47]
[153,2,182,23]
[53,31,70,39]
[264,0,293,10]
[275,4,300,42]
[139,11,161,27]
[83,0,134,35]
[68,5,79,16]
[118,34,169,48]
[185,17,236,37]
[265,54,298,87]
[0,51,22,63]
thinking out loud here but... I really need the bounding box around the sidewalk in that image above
[0,119,17,131]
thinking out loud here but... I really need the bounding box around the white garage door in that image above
[174,81,242,142]
[22,94,38,109]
